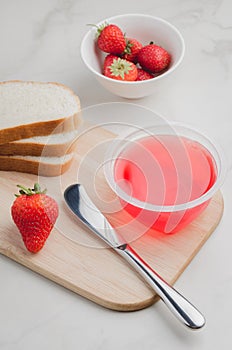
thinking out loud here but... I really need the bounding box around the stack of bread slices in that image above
[0,81,82,176]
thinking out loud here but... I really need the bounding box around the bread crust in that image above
[0,154,74,177]
[0,80,81,144]
[0,133,79,156]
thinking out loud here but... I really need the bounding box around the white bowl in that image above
[81,13,185,99]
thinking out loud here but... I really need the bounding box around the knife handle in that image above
[116,244,205,330]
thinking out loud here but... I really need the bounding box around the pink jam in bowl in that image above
[104,124,225,233]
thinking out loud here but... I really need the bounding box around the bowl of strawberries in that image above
[81,13,185,99]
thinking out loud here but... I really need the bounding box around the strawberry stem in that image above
[34,183,41,193]
[87,22,109,38]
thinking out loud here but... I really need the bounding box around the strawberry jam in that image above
[114,134,217,233]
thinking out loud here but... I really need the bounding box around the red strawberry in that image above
[103,54,138,81]
[96,23,126,55]
[137,43,171,73]
[103,54,116,72]
[123,38,143,63]
[11,183,59,253]
[136,68,154,81]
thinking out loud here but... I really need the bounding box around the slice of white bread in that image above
[0,80,81,144]
[0,153,74,177]
[0,131,79,157]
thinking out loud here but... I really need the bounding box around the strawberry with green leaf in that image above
[96,23,126,55]
[103,54,138,81]
[11,183,59,253]
[123,38,143,63]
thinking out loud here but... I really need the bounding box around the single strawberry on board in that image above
[136,68,154,81]
[103,54,138,81]
[123,38,143,63]
[11,183,59,253]
[96,23,126,55]
[137,43,171,73]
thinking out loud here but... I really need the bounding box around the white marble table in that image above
[0,0,232,349]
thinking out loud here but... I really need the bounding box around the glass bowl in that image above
[104,122,226,233]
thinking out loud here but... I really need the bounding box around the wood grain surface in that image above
[0,123,224,311]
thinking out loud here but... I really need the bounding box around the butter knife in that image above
[64,184,205,329]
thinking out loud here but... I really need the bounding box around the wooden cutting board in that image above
[0,124,224,311]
